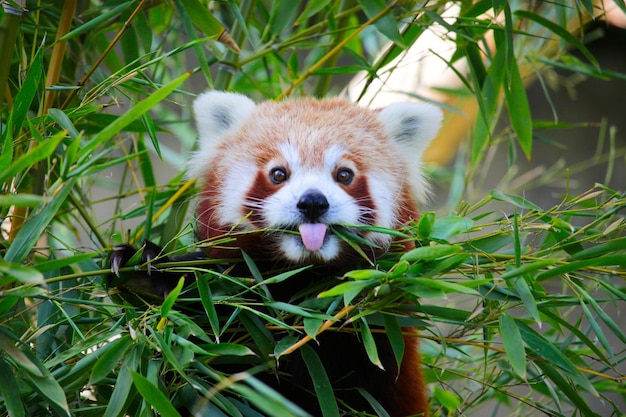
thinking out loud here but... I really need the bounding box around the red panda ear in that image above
[377,102,443,202]
[377,102,443,159]
[188,91,256,180]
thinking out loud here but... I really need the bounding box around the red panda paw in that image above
[108,241,181,300]
[109,241,166,277]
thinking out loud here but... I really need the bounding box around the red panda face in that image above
[189,92,442,264]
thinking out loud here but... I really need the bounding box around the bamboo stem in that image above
[43,0,76,112]
[0,0,26,108]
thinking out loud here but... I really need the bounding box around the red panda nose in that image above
[297,190,329,221]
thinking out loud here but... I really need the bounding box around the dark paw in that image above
[110,241,168,276]
[108,241,176,299]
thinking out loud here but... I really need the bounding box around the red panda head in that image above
[189,91,442,265]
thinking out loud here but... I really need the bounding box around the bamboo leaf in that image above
[0,358,24,417]
[0,130,66,186]
[130,369,182,417]
[4,177,77,264]
[504,53,533,159]
[360,318,382,369]
[400,245,461,262]
[161,276,186,319]
[0,261,44,286]
[89,335,133,385]
[301,344,340,417]
[318,279,378,305]
[382,314,404,374]
[430,217,474,240]
[178,0,238,51]
[58,2,134,42]
[23,373,70,417]
[357,0,404,47]
[516,321,596,395]
[102,364,135,417]
[515,10,599,68]
[74,71,190,175]
[499,314,526,378]
[7,43,44,137]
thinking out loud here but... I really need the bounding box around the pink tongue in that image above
[298,223,328,252]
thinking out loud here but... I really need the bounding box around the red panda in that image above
[111,91,442,416]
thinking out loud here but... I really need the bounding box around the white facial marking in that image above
[217,159,258,229]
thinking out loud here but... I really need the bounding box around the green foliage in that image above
[1,1,625,416]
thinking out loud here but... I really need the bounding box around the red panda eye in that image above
[335,168,354,185]
[270,167,288,184]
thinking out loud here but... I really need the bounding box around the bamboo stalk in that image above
[0,0,26,107]
[43,0,76,112]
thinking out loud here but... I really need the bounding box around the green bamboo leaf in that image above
[400,277,480,296]
[58,2,133,42]
[196,272,221,341]
[417,211,435,239]
[4,177,77,264]
[203,343,255,357]
[317,279,378,305]
[240,312,275,359]
[360,318,382,369]
[260,265,311,286]
[358,0,404,47]
[504,57,533,159]
[536,254,626,281]
[34,252,98,273]
[514,10,599,68]
[274,335,299,357]
[499,314,526,378]
[430,216,474,240]
[579,302,613,358]
[512,276,540,324]
[344,269,388,280]
[130,369,182,417]
[0,332,43,376]
[0,129,66,186]
[490,190,542,211]
[433,386,461,412]
[303,318,323,339]
[178,0,234,46]
[89,335,133,385]
[500,259,558,280]
[102,365,135,417]
[0,358,24,417]
[7,43,44,137]
[231,377,310,417]
[161,276,185,318]
[265,302,315,319]
[0,261,44,286]
[301,344,340,417]
[400,245,461,262]
[568,236,626,260]
[48,108,80,138]
[75,71,190,174]
[23,373,70,417]
[356,387,390,417]
[517,321,596,394]
[580,290,626,344]
[382,314,404,374]
[295,0,331,24]
[534,360,597,417]
[136,132,157,187]
[463,19,503,165]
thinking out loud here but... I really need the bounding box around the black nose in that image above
[297,190,329,220]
